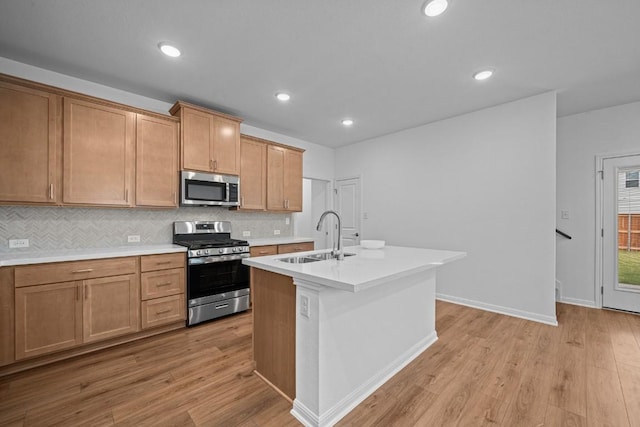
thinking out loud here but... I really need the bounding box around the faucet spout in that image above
[316,210,344,260]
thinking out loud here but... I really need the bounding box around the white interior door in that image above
[603,155,640,313]
[335,177,361,247]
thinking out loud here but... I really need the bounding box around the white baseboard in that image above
[558,296,597,308]
[291,331,438,427]
[436,293,558,326]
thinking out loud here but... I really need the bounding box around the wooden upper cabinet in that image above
[239,135,267,210]
[0,80,61,204]
[63,98,135,206]
[179,106,213,172]
[284,149,303,211]
[170,101,242,175]
[212,115,241,175]
[267,145,304,212]
[136,114,179,207]
[267,145,286,210]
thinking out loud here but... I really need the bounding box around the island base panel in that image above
[251,267,296,400]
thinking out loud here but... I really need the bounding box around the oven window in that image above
[186,180,226,201]
[188,260,249,299]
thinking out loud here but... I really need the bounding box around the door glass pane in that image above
[617,170,640,286]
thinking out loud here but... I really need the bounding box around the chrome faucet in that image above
[316,210,344,260]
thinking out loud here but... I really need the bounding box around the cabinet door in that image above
[82,274,140,343]
[239,137,267,210]
[212,116,240,175]
[63,98,135,206]
[15,281,82,360]
[284,149,303,212]
[136,114,179,207]
[181,107,213,172]
[266,145,286,210]
[0,81,60,204]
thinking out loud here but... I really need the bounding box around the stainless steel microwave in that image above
[180,171,240,207]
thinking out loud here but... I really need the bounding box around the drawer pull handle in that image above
[156,261,171,265]
[156,309,172,315]
[215,304,229,310]
[71,268,94,273]
[157,282,172,287]
[258,251,269,255]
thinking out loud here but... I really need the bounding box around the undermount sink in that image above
[278,252,355,264]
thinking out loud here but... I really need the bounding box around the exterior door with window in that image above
[603,155,640,313]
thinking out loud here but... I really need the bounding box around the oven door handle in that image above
[188,253,250,265]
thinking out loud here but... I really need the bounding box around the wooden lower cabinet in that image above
[277,242,314,254]
[141,294,185,329]
[140,253,186,330]
[83,274,139,343]
[249,245,278,257]
[15,281,83,360]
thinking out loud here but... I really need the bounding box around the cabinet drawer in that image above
[277,242,314,254]
[15,257,137,288]
[141,294,185,329]
[250,245,278,257]
[140,253,185,272]
[141,268,184,300]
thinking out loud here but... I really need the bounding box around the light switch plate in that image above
[561,210,570,219]
[274,229,281,235]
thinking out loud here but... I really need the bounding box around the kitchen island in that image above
[243,245,465,427]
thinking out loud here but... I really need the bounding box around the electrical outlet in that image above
[561,210,570,219]
[274,229,281,235]
[9,239,29,248]
[300,295,310,318]
[285,217,290,225]
[242,231,251,237]
[363,212,369,220]
[127,235,141,243]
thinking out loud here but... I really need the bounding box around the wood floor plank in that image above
[585,308,618,372]
[544,404,586,427]
[617,362,640,427]
[586,365,630,426]
[2,304,640,426]
[605,309,640,369]
[548,343,587,417]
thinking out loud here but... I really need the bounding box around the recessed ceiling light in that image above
[423,0,449,17]
[275,92,291,101]
[158,42,181,58]
[473,69,494,81]
[341,119,354,126]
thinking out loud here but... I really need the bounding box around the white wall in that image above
[0,56,335,183]
[335,92,558,324]
[556,101,640,307]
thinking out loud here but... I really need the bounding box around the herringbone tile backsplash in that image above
[0,207,292,253]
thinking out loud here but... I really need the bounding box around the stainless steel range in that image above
[173,221,250,326]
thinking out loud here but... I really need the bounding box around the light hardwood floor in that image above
[1,301,639,426]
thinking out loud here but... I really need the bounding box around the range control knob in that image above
[219,248,224,254]
[196,250,203,256]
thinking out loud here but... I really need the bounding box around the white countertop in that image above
[0,244,187,267]
[243,245,466,292]
[247,237,314,246]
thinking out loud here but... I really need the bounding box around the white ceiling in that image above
[1,0,639,148]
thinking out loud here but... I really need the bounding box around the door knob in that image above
[354,233,360,237]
